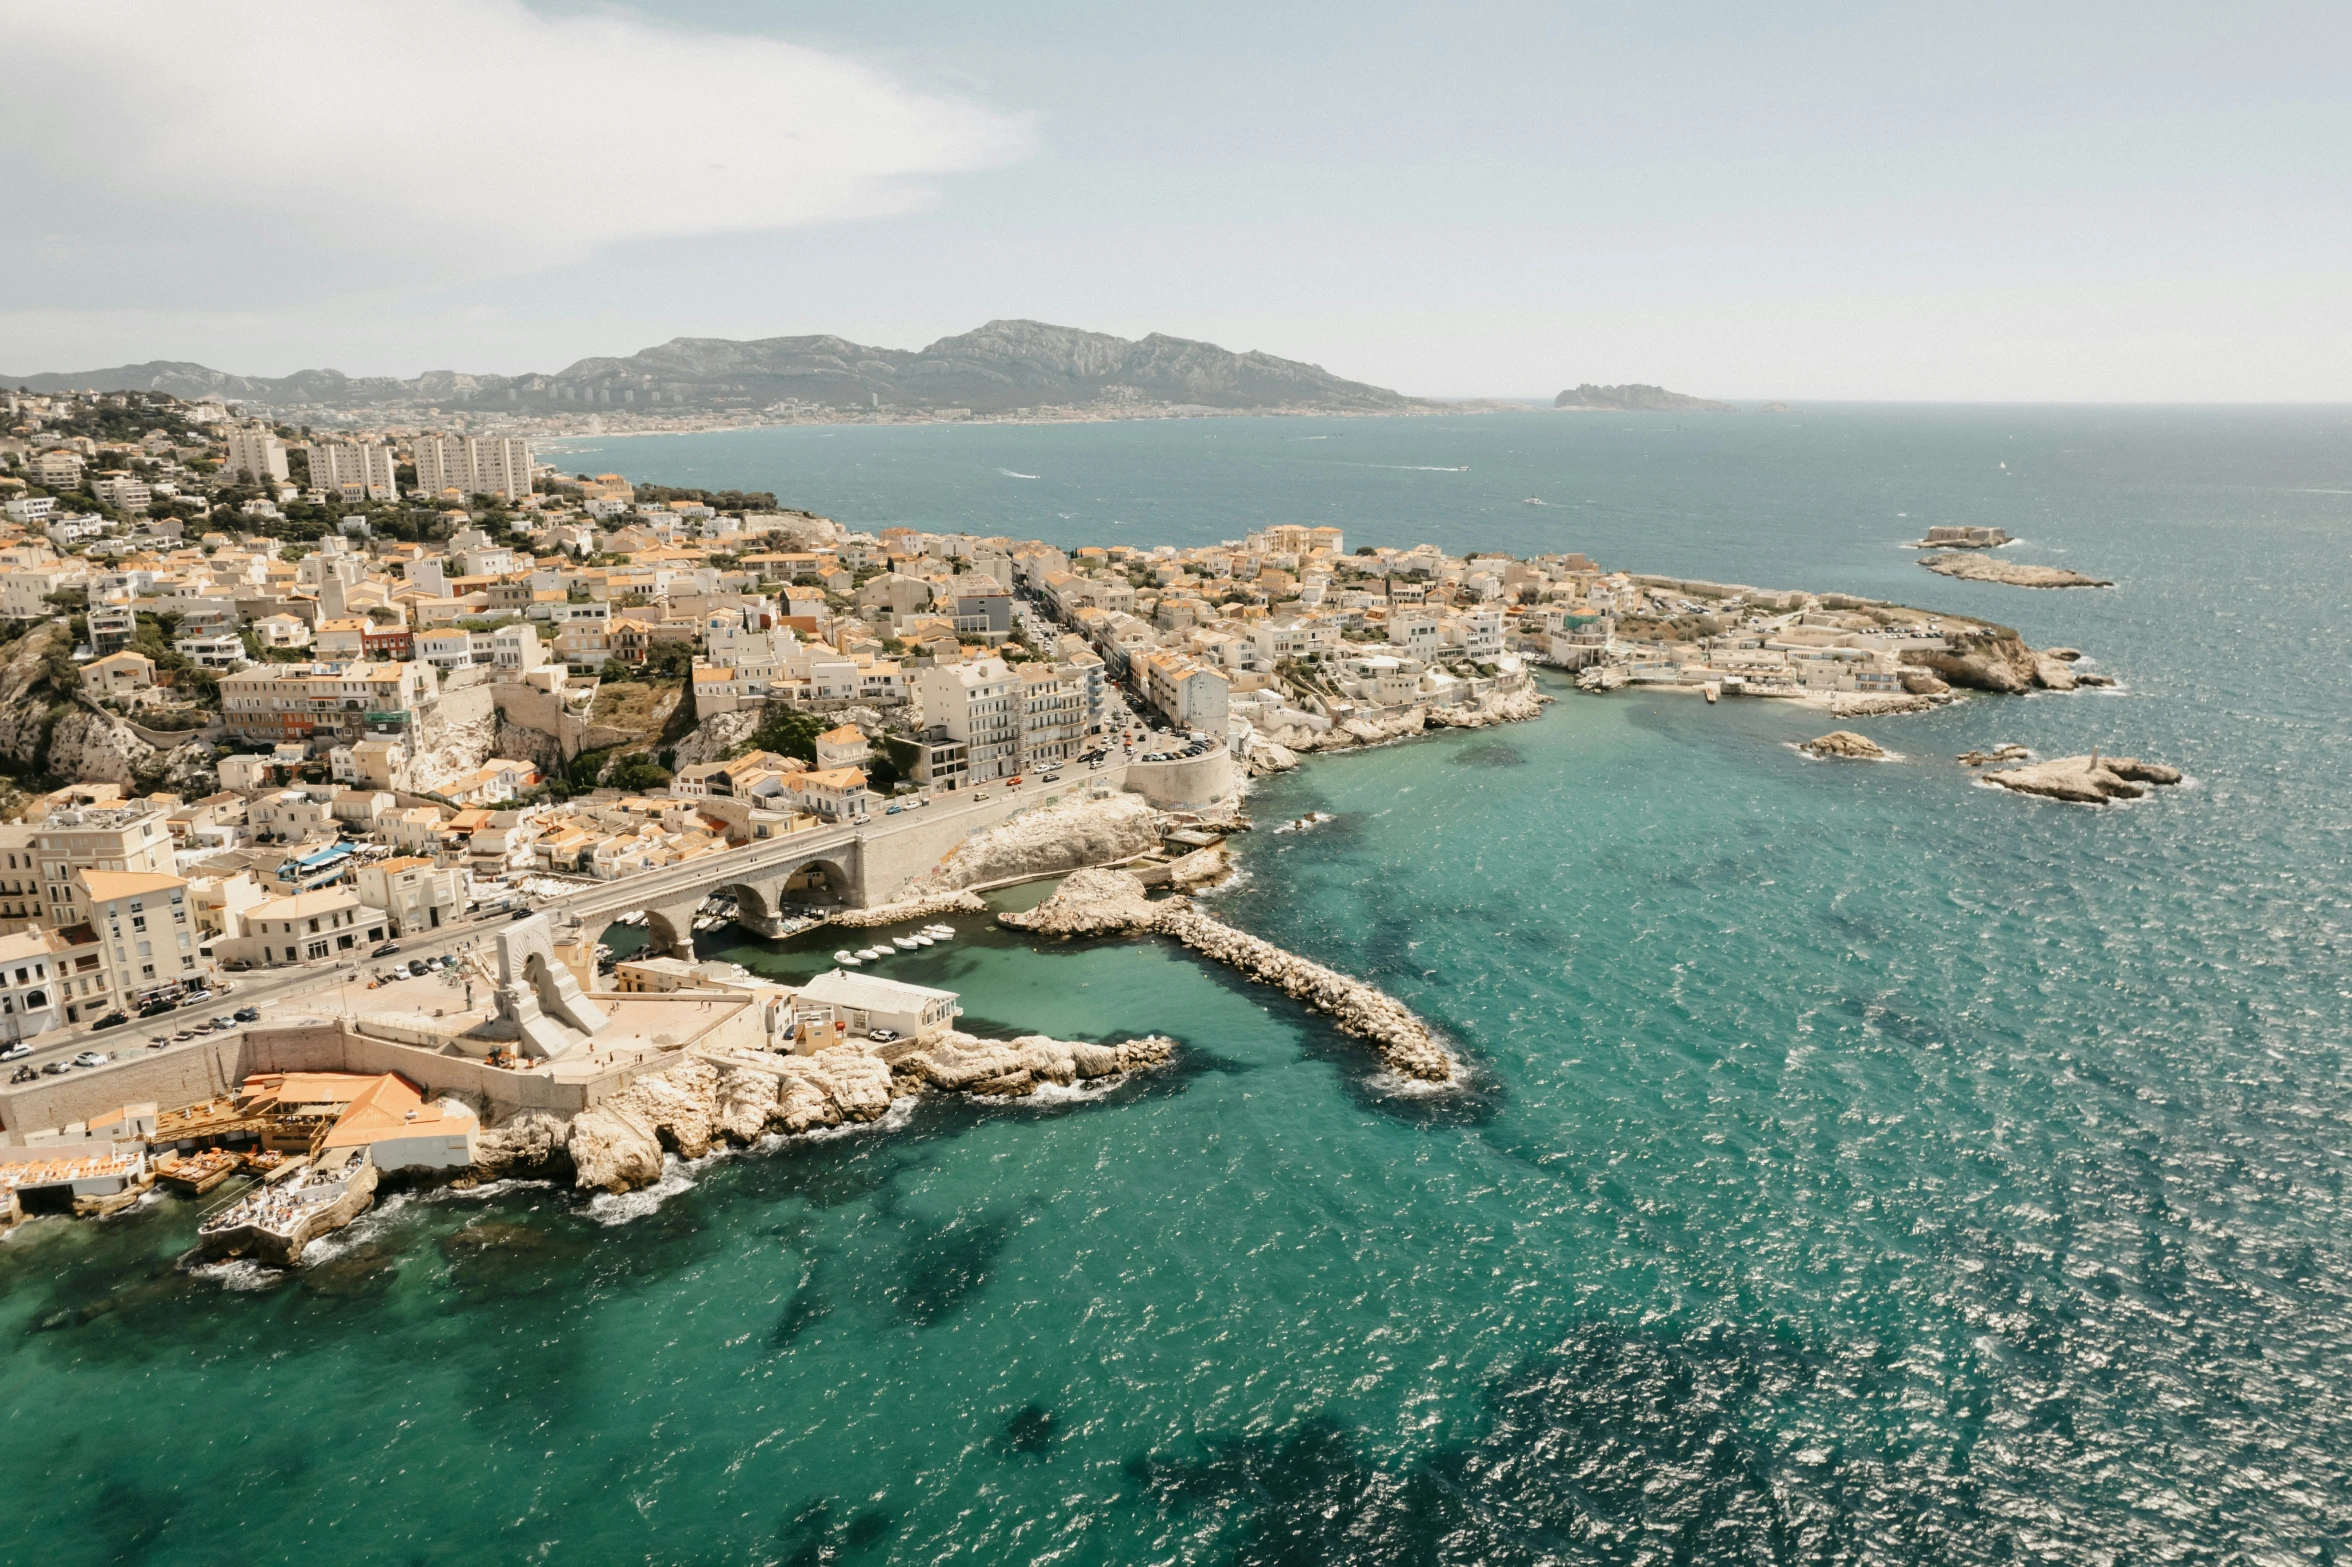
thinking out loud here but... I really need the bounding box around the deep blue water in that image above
[4,407,2348,1564]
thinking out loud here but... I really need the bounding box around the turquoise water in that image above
[6,409,2350,1563]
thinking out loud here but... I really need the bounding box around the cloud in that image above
[0,0,1031,282]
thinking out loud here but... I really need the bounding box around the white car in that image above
[0,1044,28,1062]
[72,1051,109,1068]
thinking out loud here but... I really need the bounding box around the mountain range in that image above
[5,320,1428,417]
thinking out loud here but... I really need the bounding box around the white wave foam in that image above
[190,1258,288,1292]
[586,1154,705,1225]
[996,468,1040,479]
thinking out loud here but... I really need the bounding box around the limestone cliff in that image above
[905,791,1164,894]
[406,685,498,793]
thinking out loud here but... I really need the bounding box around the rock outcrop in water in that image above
[1000,869,1456,1084]
[1801,731,1886,759]
[1980,753,2183,804]
[1920,553,2113,589]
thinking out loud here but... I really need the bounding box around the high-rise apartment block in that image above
[223,423,291,485]
[306,440,400,502]
[412,435,532,501]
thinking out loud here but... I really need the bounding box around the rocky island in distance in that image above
[1554,382,1736,412]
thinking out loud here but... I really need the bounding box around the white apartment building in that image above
[36,805,176,930]
[413,434,532,501]
[224,423,291,485]
[215,887,391,968]
[917,658,1021,782]
[354,857,467,935]
[307,439,400,502]
[1015,662,1085,772]
[79,868,213,1011]
[90,474,151,512]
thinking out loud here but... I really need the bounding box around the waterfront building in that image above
[795,969,961,1046]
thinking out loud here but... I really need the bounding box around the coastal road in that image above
[12,763,1136,1085]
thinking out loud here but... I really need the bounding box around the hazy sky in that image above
[4,1,2346,400]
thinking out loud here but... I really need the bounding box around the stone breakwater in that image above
[828,890,987,929]
[473,1030,1173,1195]
[1001,868,1457,1084]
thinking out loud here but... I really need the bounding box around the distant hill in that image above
[1554,383,1734,412]
[5,320,1428,417]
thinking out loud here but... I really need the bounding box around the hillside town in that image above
[0,385,2095,1061]
[0,383,2110,1242]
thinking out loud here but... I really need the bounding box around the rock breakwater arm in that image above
[1000,868,1456,1084]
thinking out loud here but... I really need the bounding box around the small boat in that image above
[856,947,887,961]
[923,925,955,939]
[893,936,922,950]
[834,950,861,966]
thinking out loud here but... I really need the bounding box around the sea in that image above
[5,407,2349,1565]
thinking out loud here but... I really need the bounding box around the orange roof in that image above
[76,869,185,901]
[322,1073,475,1149]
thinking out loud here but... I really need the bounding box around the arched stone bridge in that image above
[544,768,1169,960]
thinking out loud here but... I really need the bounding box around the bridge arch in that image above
[775,857,854,909]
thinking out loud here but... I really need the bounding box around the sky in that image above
[3,0,2347,401]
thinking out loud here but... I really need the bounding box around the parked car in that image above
[233,1007,260,1023]
[885,804,902,815]
[40,1060,70,1076]
[72,1051,108,1068]
[868,1028,899,1044]
[407,959,431,977]
[1041,772,1063,783]
[509,907,533,920]
[372,941,402,957]
[137,998,178,1018]
[211,1016,233,1030]
[93,1011,127,1029]
[0,1044,29,1062]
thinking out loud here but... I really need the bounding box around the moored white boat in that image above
[893,936,922,950]
[856,947,887,961]
[834,950,861,966]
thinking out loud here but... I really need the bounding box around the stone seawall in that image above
[999,868,1456,1085]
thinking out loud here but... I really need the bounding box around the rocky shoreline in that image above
[1000,868,1456,1084]
[473,1027,1176,1196]
[1241,686,1548,777]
